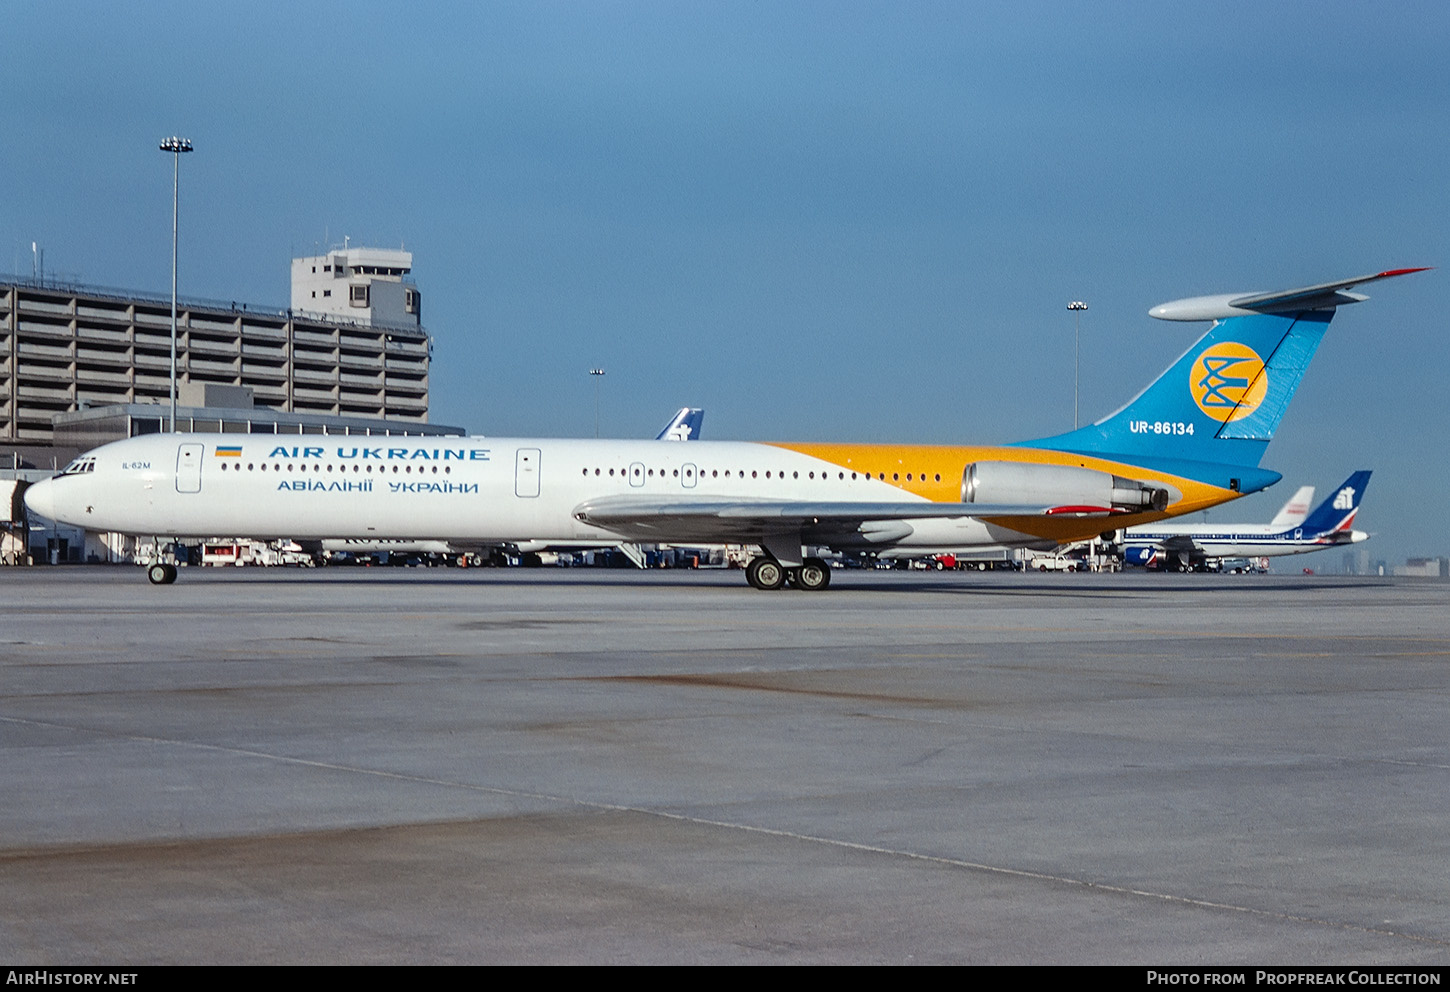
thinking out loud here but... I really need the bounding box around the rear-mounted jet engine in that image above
[961,461,1170,513]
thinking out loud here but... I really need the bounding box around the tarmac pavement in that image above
[1,567,1446,964]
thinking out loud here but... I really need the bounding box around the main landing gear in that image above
[147,563,178,585]
[745,556,831,591]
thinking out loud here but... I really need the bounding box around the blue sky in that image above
[4,1,1447,564]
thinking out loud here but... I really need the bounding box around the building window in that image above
[350,285,369,308]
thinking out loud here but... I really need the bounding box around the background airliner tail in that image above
[1268,485,1316,529]
[657,407,704,441]
[1299,471,1371,536]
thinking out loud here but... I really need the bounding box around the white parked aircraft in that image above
[25,270,1424,589]
[1122,471,1371,570]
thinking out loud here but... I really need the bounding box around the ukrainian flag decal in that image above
[214,446,242,458]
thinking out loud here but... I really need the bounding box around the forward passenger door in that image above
[175,443,203,494]
[515,448,541,497]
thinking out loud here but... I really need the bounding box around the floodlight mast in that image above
[590,368,606,437]
[1067,300,1088,429]
[159,137,194,433]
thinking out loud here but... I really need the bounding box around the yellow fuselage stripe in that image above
[765,442,1242,542]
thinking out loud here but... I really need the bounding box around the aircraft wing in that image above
[1154,535,1202,554]
[573,494,1110,543]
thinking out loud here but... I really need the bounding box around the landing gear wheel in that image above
[795,557,831,591]
[746,557,786,590]
[147,563,177,585]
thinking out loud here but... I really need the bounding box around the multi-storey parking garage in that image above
[0,248,456,564]
[0,267,430,447]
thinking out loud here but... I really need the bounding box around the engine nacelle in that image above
[1122,545,1161,568]
[961,461,1170,513]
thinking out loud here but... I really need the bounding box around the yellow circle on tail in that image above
[1190,342,1267,423]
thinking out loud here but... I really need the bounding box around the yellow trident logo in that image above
[1190,343,1267,422]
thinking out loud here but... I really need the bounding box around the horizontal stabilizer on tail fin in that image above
[1149,268,1430,322]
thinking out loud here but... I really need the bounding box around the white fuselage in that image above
[27,433,1023,552]
[1123,521,1366,559]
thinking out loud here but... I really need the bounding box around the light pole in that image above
[160,136,193,433]
[589,368,605,437]
[1067,301,1088,429]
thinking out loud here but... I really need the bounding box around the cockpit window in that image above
[59,457,97,477]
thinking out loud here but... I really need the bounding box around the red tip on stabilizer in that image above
[1044,505,1118,516]
[1377,267,1432,278]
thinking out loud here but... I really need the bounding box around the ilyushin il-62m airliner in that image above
[25,269,1425,590]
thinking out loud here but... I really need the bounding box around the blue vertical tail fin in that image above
[1299,471,1372,537]
[1026,309,1332,473]
[656,407,704,441]
[1019,269,1426,488]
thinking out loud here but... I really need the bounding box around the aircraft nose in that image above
[23,478,55,520]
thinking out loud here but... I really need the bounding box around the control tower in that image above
[291,246,421,327]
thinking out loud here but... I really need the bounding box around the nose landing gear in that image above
[147,563,178,585]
